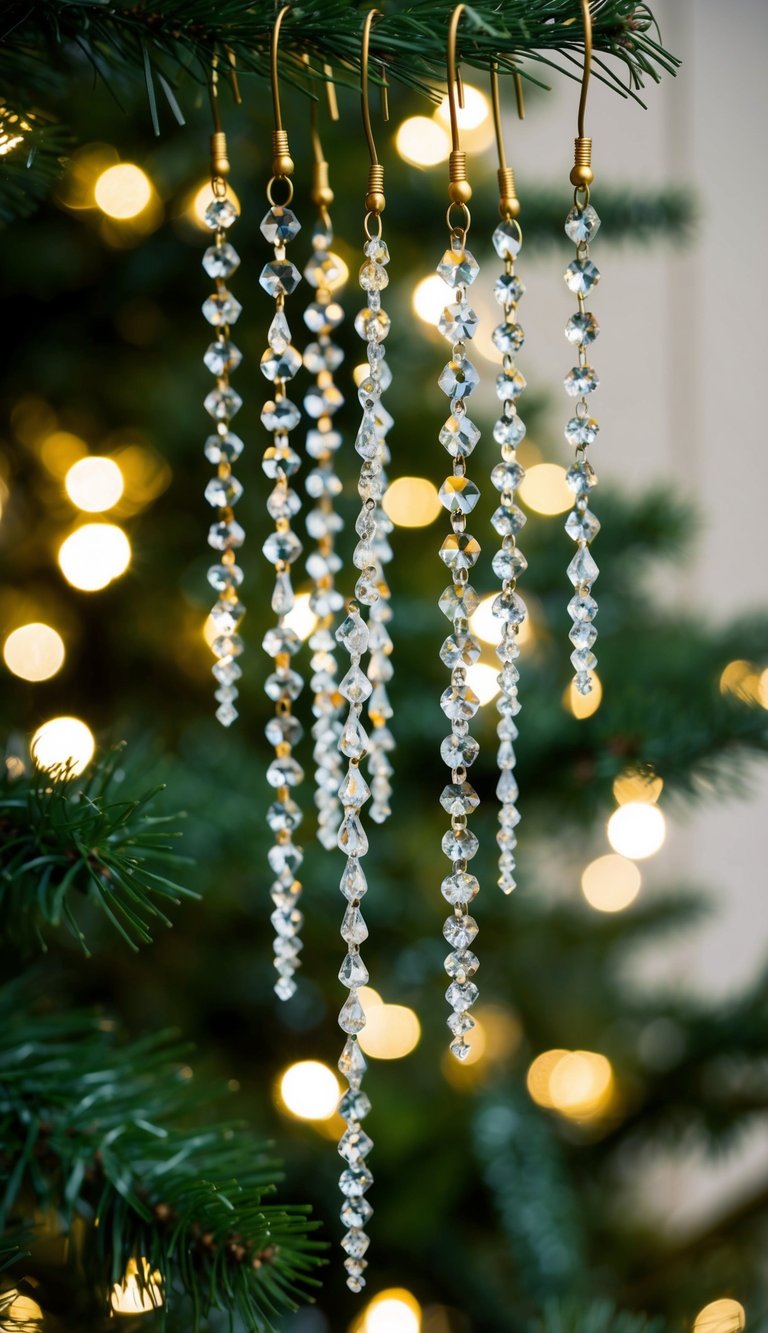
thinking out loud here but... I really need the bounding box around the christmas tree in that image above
[1,3,766,1331]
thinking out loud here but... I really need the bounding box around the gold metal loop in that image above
[570,0,594,188]
[270,5,295,179]
[446,6,472,205]
[490,60,524,219]
[361,9,387,216]
[267,174,295,207]
[446,200,471,238]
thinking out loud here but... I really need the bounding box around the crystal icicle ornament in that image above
[332,221,397,1295]
[488,209,526,896]
[259,186,305,1001]
[562,197,602,694]
[435,222,483,1053]
[302,212,347,852]
[201,180,245,727]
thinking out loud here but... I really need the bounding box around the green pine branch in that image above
[0,108,72,225]
[534,1300,672,1333]
[0,746,194,954]
[0,979,325,1331]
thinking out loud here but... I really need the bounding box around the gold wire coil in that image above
[210,131,230,177]
[497,165,519,219]
[570,135,593,187]
[272,127,294,178]
[365,162,385,215]
[448,149,471,204]
[311,158,334,208]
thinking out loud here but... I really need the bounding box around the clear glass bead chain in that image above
[563,193,602,694]
[435,226,483,1062]
[489,219,529,895]
[201,184,245,727]
[302,215,347,851]
[332,227,393,1294]
[258,200,306,1003]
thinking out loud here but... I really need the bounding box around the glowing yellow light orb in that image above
[382,477,441,528]
[692,1298,746,1332]
[358,999,421,1060]
[95,163,152,220]
[412,273,449,325]
[526,1050,570,1109]
[364,1288,422,1333]
[519,463,572,515]
[581,854,641,913]
[3,623,65,682]
[31,716,95,777]
[548,1050,614,1118]
[395,116,450,167]
[435,83,491,132]
[719,659,755,698]
[40,429,88,477]
[58,523,131,591]
[283,591,318,641]
[111,1258,164,1315]
[607,802,666,860]
[65,455,124,512]
[279,1061,340,1121]
[4,1292,43,1324]
[613,767,663,806]
[465,661,500,706]
[565,673,603,719]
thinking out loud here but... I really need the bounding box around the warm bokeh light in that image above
[3,623,65,682]
[65,456,124,512]
[283,591,319,641]
[565,672,603,719]
[191,180,241,229]
[527,1050,570,1109]
[519,463,573,515]
[613,767,664,806]
[383,477,441,528]
[31,716,95,777]
[581,854,641,913]
[357,987,421,1060]
[607,802,666,860]
[548,1050,614,1119]
[40,430,88,477]
[278,1060,340,1121]
[435,83,491,131]
[363,1288,422,1333]
[719,659,755,697]
[465,661,500,706]
[95,163,152,219]
[692,1298,746,1332]
[412,273,450,325]
[469,594,532,650]
[3,1291,43,1324]
[58,522,131,591]
[395,116,450,167]
[111,1258,164,1315]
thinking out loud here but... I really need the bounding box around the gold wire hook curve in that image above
[446,5,471,206]
[361,9,386,219]
[490,60,524,220]
[570,0,594,190]
[269,3,295,196]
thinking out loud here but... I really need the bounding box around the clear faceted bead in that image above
[565,311,599,346]
[339,952,370,989]
[494,272,525,305]
[339,990,366,1034]
[564,259,600,295]
[202,290,242,327]
[564,364,599,397]
[441,870,479,906]
[437,245,479,288]
[341,904,369,945]
[491,461,524,493]
[267,756,304,789]
[216,701,238,727]
[261,397,301,432]
[261,343,302,382]
[439,475,480,514]
[565,507,601,542]
[338,766,371,809]
[339,1088,372,1122]
[439,414,481,459]
[564,202,601,243]
[438,583,479,620]
[364,236,390,264]
[263,529,302,565]
[440,533,481,570]
[492,321,525,355]
[204,196,239,230]
[568,592,598,622]
[440,732,479,769]
[336,610,370,657]
[340,857,368,902]
[442,827,479,861]
[339,1124,374,1165]
[445,980,479,1012]
[491,505,526,537]
[440,684,480,721]
[338,1166,373,1198]
[304,250,346,289]
[204,431,243,464]
[493,414,526,448]
[340,712,369,761]
[565,459,599,492]
[439,631,481,669]
[274,975,297,1000]
[210,599,245,635]
[438,356,479,401]
[447,1011,475,1036]
[342,1229,370,1260]
[339,665,372,704]
[496,367,526,401]
[205,474,243,508]
[204,385,243,421]
[492,589,526,625]
[492,220,522,259]
[260,260,302,297]
[359,261,389,292]
[438,301,478,342]
[341,1196,373,1229]
[440,782,480,816]
[569,620,598,648]
[208,562,243,593]
[260,205,301,245]
[202,241,240,279]
[355,306,391,342]
[445,949,479,982]
[567,546,599,587]
[208,519,245,551]
[204,338,242,376]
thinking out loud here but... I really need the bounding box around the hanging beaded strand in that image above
[436,5,482,1063]
[488,66,528,896]
[302,71,347,853]
[563,0,601,699]
[260,10,307,1003]
[201,64,246,727]
[333,12,387,1292]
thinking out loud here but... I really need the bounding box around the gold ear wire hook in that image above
[303,54,338,213]
[270,5,295,183]
[208,52,230,179]
[490,61,524,220]
[446,5,471,205]
[570,0,594,190]
[361,9,386,217]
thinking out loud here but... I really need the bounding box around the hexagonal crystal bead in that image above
[260,344,302,383]
[262,529,302,565]
[496,367,526,401]
[263,624,301,657]
[204,197,239,230]
[441,870,479,905]
[204,339,242,376]
[492,546,528,581]
[339,1166,373,1198]
[565,202,601,243]
[304,250,346,289]
[439,356,479,400]
[493,589,526,624]
[565,507,601,542]
[263,445,300,480]
[202,242,240,279]
[304,341,344,375]
[205,474,243,508]
[259,260,301,297]
[491,461,524,493]
[440,684,480,721]
[439,583,479,620]
[445,950,479,982]
[440,782,479,816]
[440,732,479,769]
[305,300,344,333]
[305,382,344,419]
[354,306,390,342]
[564,364,599,396]
[492,321,524,355]
[208,519,245,550]
[440,631,481,669]
[438,301,478,342]
[204,385,242,421]
[436,245,479,288]
[492,219,523,259]
[265,713,303,747]
[442,827,479,861]
[439,475,480,514]
[267,756,304,788]
[494,272,525,305]
[569,620,598,649]
[364,236,390,264]
[565,459,599,492]
[567,546,599,587]
[440,533,480,570]
[208,562,243,592]
[216,700,238,727]
[493,414,526,447]
[439,414,480,459]
[567,592,598,622]
[202,290,242,326]
[491,504,526,537]
[564,258,600,295]
[339,1087,372,1122]
[265,668,303,702]
[266,485,300,521]
[445,980,479,1012]
[339,1125,373,1164]
[204,431,243,464]
[212,633,243,659]
[565,311,599,346]
[260,205,301,245]
[447,1010,475,1036]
